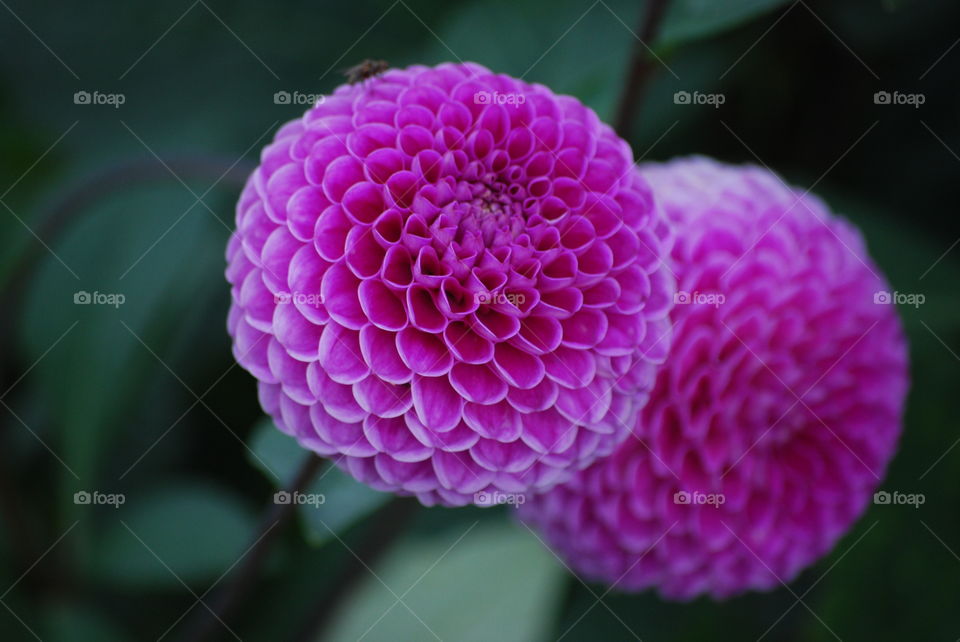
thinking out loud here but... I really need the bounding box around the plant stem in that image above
[292,497,420,642]
[180,454,325,642]
[614,0,671,140]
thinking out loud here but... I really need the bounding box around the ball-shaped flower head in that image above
[520,156,909,599]
[225,62,675,506]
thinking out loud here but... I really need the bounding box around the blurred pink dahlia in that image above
[521,157,908,598]
[226,62,674,506]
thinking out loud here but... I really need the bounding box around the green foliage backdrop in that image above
[1,0,958,640]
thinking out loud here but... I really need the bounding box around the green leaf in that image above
[658,0,793,49]
[17,182,230,564]
[424,0,632,120]
[42,604,131,642]
[93,481,255,588]
[324,521,566,642]
[248,419,391,545]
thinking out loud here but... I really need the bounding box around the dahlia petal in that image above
[358,280,408,332]
[266,338,313,405]
[462,401,523,441]
[406,284,447,332]
[381,244,414,289]
[319,262,366,329]
[363,416,433,462]
[239,268,275,332]
[314,205,352,262]
[512,315,562,355]
[260,226,300,293]
[492,342,545,390]
[432,450,494,494]
[470,438,538,474]
[543,347,596,389]
[411,375,463,432]
[286,185,329,242]
[559,308,608,349]
[506,378,560,413]
[373,455,437,492]
[353,375,412,418]
[448,362,508,405]
[306,362,366,423]
[288,245,330,325]
[405,415,480,451]
[397,327,453,376]
[321,155,365,202]
[272,300,322,362]
[472,307,520,342]
[358,325,412,384]
[555,381,610,425]
[317,323,369,384]
[595,312,644,357]
[520,408,577,454]
[308,404,376,457]
[264,163,305,223]
[443,322,494,364]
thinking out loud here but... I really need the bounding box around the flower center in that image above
[447,174,528,249]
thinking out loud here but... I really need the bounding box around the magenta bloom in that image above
[226,62,674,506]
[521,157,908,598]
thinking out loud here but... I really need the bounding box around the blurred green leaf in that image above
[658,0,793,49]
[17,182,229,563]
[20,183,226,475]
[324,521,565,642]
[424,0,633,119]
[94,481,255,588]
[248,419,391,545]
[42,604,130,642]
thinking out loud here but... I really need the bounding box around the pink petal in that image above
[411,375,463,432]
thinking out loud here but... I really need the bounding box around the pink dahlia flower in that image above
[226,62,674,506]
[521,157,908,598]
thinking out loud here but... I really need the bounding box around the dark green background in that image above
[1,0,958,640]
